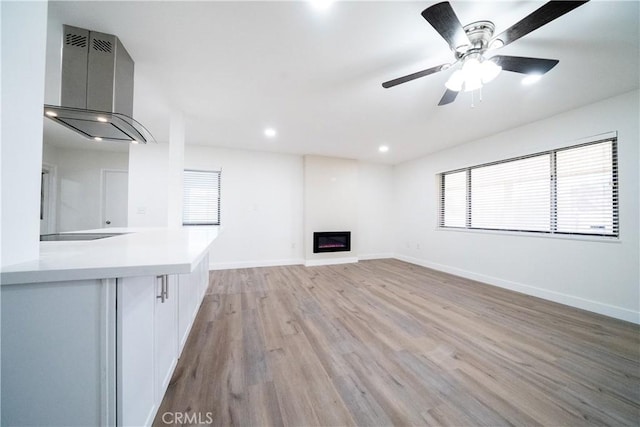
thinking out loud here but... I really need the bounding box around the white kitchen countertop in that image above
[0,227,219,285]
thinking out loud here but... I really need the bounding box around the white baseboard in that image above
[394,254,639,325]
[358,253,394,261]
[209,258,304,270]
[304,257,359,267]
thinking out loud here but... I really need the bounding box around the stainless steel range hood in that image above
[44,25,155,144]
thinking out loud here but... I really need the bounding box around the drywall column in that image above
[127,112,185,228]
[1,1,48,267]
[303,155,358,266]
[127,143,170,227]
[167,111,185,227]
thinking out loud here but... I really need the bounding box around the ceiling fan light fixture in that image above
[480,60,502,84]
[446,57,501,93]
[445,69,465,92]
[463,74,483,92]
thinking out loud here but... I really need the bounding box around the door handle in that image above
[156,275,165,303]
[156,275,169,303]
[163,275,169,300]
[106,220,111,225]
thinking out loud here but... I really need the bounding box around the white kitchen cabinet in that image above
[177,270,196,353]
[199,253,210,300]
[154,274,178,403]
[118,255,209,427]
[117,275,156,427]
[177,255,209,354]
[118,273,178,427]
[1,263,209,427]
[1,228,216,427]
[1,279,116,427]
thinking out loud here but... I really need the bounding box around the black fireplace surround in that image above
[313,231,351,253]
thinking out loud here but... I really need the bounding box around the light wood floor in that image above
[154,259,639,426]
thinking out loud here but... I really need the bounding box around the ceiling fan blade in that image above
[438,89,458,106]
[382,64,449,88]
[421,2,470,51]
[490,55,559,74]
[492,1,589,48]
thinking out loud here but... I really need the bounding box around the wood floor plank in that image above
[154,259,640,426]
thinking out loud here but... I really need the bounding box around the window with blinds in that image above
[183,169,220,226]
[438,137,618,237]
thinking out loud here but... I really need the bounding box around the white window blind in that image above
[441,171,466,228]
[183,169,220,226]
[471,155,551,232]
[438,138,618,237]
[556,141,616,235]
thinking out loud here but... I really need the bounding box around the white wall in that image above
[1,1,48,267]
[357,162,394,260]
[180,148,394,269]
[393,90,640,323]
[42,145,129,232]
[185,145,304,269]
[43,0,62,105]
[128,143,170,227]
[167,113,185,227]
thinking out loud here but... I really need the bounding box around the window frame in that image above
[182,169,221,226]
[438,136,618,239]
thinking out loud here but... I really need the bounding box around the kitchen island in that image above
[1,226,218,284]
[1,227,218,426]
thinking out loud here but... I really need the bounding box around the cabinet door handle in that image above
[163,275,169,300]
[156,275,165,303]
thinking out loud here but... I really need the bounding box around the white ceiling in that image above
[46,1,639,165]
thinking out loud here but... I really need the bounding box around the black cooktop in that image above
[40,233,125,241]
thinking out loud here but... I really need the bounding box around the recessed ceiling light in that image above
[45,111,57,117]
[131,139,139,144]
[264,128,277,138]
[97,116,108,123]
[522,74,542,85]
[379,145,389,153]
[94,137,103,142]
[310,0,334,11]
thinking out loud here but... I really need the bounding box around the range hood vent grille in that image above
[92,38,112,53]
[65,32,87,48]
[47,25,156,144]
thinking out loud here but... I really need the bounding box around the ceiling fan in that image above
[382,1,590,105]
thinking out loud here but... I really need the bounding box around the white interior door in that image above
[102,170,128,228]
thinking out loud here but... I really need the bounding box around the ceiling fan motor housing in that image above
[455,21,495,59]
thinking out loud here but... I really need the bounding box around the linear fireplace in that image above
[313,231,351,253]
